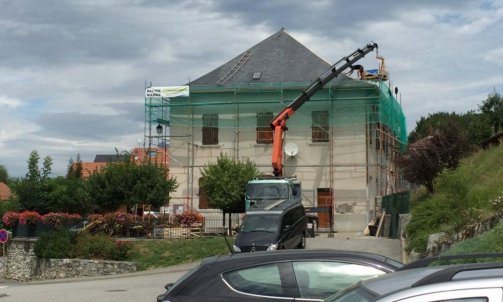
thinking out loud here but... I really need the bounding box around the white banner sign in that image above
[145,86,189,98]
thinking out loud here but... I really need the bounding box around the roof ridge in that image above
[189,29,333,86]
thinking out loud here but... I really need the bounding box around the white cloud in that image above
[1,0,502,177]
[0,96,21,108]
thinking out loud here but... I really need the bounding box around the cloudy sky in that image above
[1,0,502,177]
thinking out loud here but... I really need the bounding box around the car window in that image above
[223,263,287,297]
[293,261,386,299]
[241,214,280,233]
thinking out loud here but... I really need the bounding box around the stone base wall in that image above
[405,210,503,263]
[34,258,136,281]
[6,238,136,281]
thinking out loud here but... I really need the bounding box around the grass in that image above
[443,223,503,255]
[127,237,232,271]
[406,144,503,255]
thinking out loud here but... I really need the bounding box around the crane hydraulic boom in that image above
[271,42,379,176]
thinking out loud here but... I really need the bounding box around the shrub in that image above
[110,240,132,261]
[42,212,66,225]
[67,213,83,225]
[0,199,22,227]
[175,211,203,227]
[2,211,20,227]
[73,232,131,261]
[19,211,42,225]
[34,230,132,261]
[34,229,76,259]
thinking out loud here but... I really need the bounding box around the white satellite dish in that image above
[284,143,299,157]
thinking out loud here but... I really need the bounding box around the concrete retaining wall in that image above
[334,213,368,232]
[6,238,136,281]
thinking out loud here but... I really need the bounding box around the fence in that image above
[382,191,410,239]
[129,216,242,239]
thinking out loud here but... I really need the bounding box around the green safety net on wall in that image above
[145,79,407,149]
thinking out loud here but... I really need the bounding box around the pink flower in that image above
[19,211,42,225]
[176,211,203,227]
[2,211,20,227]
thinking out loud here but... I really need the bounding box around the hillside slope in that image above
[406,143,503,255]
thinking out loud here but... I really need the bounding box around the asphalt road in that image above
[307,231,403,262]
[0,233,402,301]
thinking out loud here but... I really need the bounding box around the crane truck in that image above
[245,42,379,212]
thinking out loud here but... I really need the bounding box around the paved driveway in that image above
[306,232,403,262]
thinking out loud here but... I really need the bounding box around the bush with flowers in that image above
[175,211,203,227]
[42,212,83,227]
[88,214,104,223]
[2,211,20,227]
[19,211,42,225]
[87,212,136,236]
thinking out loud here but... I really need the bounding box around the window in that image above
[241,214,280,233]
[256,112,273,144]
[312,111,329,142]
[293,261,385,300]
[202,114,218,145]
[223,263,288,297]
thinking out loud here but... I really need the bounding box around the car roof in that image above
[379,277,503,302]
[359,262,503,299]
[201,249,403,271]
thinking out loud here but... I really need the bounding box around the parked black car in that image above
[157,249,403,302]
[233,202,307,252]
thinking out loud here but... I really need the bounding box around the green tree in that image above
[26,150,41,181]
[408,111,492,148]
[86,157,178,212]
[479,91,503,133]
[39,177,91,214]
[42,156,53,179]
[67,154,83,179]
[459,111,493,146]
[15,150,44,210]
[0,165,8,183]
[13,150,88,214]
[200,154,260,213]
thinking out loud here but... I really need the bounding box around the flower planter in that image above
[11,222,53,238]
[12,223,37,238]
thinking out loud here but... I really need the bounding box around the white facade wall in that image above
[165,86,403,231]
[169,113,380,216]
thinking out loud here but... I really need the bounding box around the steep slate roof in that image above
[190,29,348,86]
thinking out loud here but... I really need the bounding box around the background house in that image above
[148,29,407,231]
[0,182,11,201]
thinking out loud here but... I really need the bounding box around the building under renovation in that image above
[144,29,407,231]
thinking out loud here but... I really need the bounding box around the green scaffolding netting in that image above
[145,80,407,149]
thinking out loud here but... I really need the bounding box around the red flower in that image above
[42,212,82,225]
[176,211,203,227]
[19,211,42,225]
[2,211,20,227]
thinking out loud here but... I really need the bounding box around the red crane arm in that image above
[269,42,379,177]
[271,107,295,176]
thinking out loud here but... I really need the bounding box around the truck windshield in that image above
[246,183,289,199]
[241,214,281,233]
